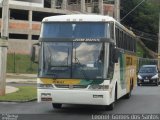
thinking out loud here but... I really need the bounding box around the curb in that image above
[8,82,37,84]
[0,98,37,103]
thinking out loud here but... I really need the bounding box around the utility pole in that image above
[114,0,120,22]
[62,0,67,10]
[0,0,9,96]
[81,0,85,13]
[51,0,57,8]
[158,14,160,70]
[98,0,104,15]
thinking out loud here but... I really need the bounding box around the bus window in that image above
[115,27,119,47]
[119,30,123,48]
[110,23,114,39]
[107,44,114,79]
[118,29,121,48]
[41,22,107,38]
[124,33,127,50]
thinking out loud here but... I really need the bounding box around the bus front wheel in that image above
[105,102,115,111]
[105,84,117,111]
[52,103,62,109]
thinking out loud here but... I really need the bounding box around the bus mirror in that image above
[113,48,119,63]
[31,43,40,63]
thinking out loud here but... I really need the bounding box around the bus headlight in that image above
[37,84,54,89]
[89,85,109,90]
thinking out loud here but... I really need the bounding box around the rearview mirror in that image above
[31,43,40,63]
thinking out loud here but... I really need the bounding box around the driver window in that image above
[107,44,115,79]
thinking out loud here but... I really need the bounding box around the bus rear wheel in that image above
[124,80,133,99]
[52,103,62,109]
[124,91,131,99]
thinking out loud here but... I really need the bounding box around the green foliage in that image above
[121,0,159,34]
[0,86,36,102]
[7,53,38,74]
[121,0,160,51]
[136,42,144,57]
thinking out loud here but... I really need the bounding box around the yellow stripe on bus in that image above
[40,78,81,85]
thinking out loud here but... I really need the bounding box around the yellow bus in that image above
[31,14,137,110]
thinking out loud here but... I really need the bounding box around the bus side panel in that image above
[125,54,137,93]
[112,52,127,99]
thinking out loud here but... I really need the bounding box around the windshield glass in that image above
[41,22,107,38]
[139,67,157,73]
[42,42,105,79]
[43,42,72,78]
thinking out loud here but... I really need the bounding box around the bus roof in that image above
[42,14,136,37]
[42,14,116,22]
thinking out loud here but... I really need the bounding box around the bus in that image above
[31,14,137,110]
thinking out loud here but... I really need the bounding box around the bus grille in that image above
[55,84,88,89]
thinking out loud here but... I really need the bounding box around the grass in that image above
[7,53,38,74]
[0,86,37,102]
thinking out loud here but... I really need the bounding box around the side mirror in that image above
[113,48,119,63]
[31,43,40,63]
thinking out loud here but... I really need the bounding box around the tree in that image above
[121,0,160,52]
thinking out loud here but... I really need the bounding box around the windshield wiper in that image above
[46,73,58,78]
[49,66,71,72]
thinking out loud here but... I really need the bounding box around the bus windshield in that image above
[41,42,105,79]
[41,22,107,38]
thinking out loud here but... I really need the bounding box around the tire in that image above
[137,83,140,86]
[105,102,115,111]
[52,103,62,109]
[124,91,131,99]
[124,80,133,99]
[105,84,117,111]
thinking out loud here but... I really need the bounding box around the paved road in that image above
[0,85,160,120]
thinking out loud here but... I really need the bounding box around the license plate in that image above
[144,79,149,82]
[41,93,52,101]
[41,97,52,101]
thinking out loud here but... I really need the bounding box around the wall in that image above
[8,39,38,54]
[11,0,43,3]
[9,0,44,8]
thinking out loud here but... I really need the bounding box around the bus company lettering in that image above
[73,38,100,42]
[52,80,64,84]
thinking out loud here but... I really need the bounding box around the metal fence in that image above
[7,53,38,74]
[7,53,158,74]
[137,57,158,71]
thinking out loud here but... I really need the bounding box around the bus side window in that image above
[115,27,118,47]
[124,33,126,50]
[107,44,115,79]
[110,23,114,39]
[133,37,136,52]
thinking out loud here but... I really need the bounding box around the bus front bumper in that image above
[38,89,111,105]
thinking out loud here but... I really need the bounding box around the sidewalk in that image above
[6,73,37,84]
[6,86,19,94]
[7,73,37,79]
[5,73,37,94]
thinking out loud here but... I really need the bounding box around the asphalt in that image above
[5,73,37,94]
